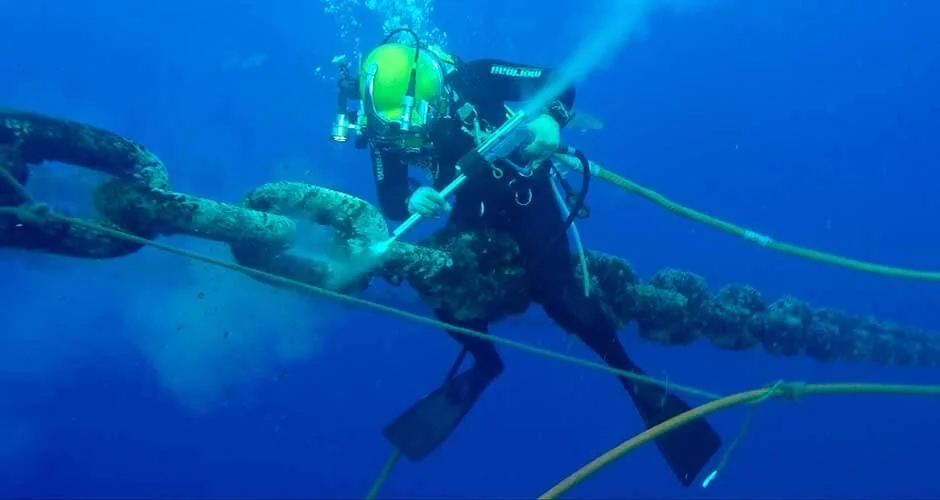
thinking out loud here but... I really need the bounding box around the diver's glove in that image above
[407,186,452,218]
[521,113,562,162]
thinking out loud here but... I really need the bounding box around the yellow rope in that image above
[0,169,720,402]
[592,167,940,281]
[366,450,402,500]
[510,101,939,282]
[539,381,940,498]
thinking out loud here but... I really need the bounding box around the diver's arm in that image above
[370,146,412,221]
[454,58,576,126]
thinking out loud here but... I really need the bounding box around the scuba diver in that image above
[328,30,721,486]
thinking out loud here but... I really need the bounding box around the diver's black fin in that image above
[383,369,484,461]
[628,377,722,486]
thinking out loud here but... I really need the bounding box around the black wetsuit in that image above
[372,58,588,381]
[371,58,720,485]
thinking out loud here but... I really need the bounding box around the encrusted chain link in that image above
[0,109,452,295]
[2,109,938,369]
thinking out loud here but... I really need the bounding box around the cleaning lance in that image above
[385,110,533,242]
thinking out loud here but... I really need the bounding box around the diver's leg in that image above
[513,173,721,486]
[436,309,505,380]
[382,301,504,462]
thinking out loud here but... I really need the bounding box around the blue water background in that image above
[1,0,938,497]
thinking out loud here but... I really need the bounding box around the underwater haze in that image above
[1,0,940,497]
